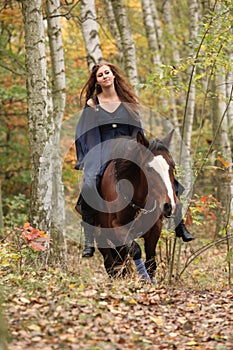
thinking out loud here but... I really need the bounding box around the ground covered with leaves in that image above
[1,235,233,350]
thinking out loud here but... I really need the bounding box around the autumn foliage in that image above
[14,222,50,251]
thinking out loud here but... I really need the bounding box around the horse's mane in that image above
[112,136,141,180]
[149,138,175,169]
[149,138,169,153]
[112,135,172,180]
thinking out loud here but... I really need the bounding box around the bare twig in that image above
[196,83,233,177]
[181,1,227,140]
[193,44,223,163]
[43,0,81,20]
[0,63,23,76]
[178,234,233,279]
[168,236,177,285]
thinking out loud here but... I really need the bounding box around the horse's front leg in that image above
[94,233,114,277]
[98,247,118,278]
[129,241,151,283]
[144,226,161,285]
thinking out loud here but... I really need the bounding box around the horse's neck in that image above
[115,160,148,204]
[115,159,140,181]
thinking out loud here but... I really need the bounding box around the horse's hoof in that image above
[141,277,152,283]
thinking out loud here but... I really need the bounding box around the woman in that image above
[75,62,194,258]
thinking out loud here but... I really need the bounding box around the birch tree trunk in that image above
[102,0,123,64]
[163,0,180,66]
[150,0,164,52]
[110,0,138,85]
[141,0,162,67]
[163,0,183,142]
[211,71,233,235]
[21,0,53,235]
[80,0,103,71]
[21,0,66,266]
[226,52,233,148]
[46,0,66,264]
[180,0,198,191]
[226,56,233,219]
[0,180,3,231]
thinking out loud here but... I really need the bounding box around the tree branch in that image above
[178,234,233,278]
[0,63,23,76]
[43,0,81,20]
[196,83,233,176]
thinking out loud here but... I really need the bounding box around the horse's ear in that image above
[160,129,175,148]
[137,131,149,148]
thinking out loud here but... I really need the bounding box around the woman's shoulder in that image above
[86,98,95,108]
[86,95,99,108]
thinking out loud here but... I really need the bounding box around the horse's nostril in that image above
[163,202,172,217]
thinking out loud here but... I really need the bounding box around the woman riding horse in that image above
[96,131,178,281]
[75,62,194,259]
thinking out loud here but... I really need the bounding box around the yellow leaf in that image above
[27,324,41,332]
[128,297,138,305]
[186,341,198,346]
[149,316,164,326]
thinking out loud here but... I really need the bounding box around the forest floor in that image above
[1,230,233,350]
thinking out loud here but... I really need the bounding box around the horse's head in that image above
[136,131,177,218]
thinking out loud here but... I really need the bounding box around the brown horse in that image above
[94,131,177,284]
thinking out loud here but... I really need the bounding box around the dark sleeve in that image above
[129,119,144,138]
[75,105,101,170]
[75,136,85,170]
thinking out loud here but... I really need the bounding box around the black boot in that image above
[175,219,194,242]
[82,221,95,257]
[81,204,96,258]
[82,247,95,257]
[174,203,194,242]
[82,223,95,257]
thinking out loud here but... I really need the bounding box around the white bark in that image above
[184,0,198,123]
[226,53,233,144]
[111,0,138,85]
[141,0,162,67]
[21,0,67,265]
[102,0,123,61]
[215,75,232,163]
[212,71,233,232]
[163,0,180,66]
[226,64,233,219]
[0,180,3,230]
[162,0,183,144]
[80,0,103,71]
[46,0,67,263]
[21,0,53,233]
[150,0,164,51]
[180,0,198,192]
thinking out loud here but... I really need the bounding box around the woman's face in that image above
[96,65,115,89]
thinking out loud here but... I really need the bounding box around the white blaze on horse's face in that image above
[148,155,176,212]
